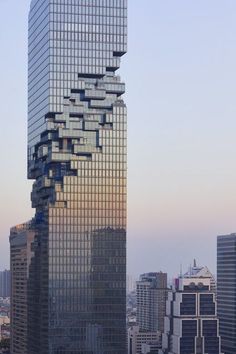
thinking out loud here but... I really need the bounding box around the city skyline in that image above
[2,0,236,277]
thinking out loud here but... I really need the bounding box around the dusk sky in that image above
[1,0,236,278]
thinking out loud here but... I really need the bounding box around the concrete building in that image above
[217,234,236,354]
[160,267,223,354]
[128,273,167,354]
[137,272,168,333]
[9,222,35,354]
[142,341,161,354]
[0,271,10,298]
[128,326,161,354]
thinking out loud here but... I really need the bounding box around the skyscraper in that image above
[160,266,223,354]
[217,233,236,354]
[26,1,127,353]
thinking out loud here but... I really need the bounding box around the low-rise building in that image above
[128,325,161,354]
[142,341,161,354]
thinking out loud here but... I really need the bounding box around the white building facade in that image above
[160,273,223,354]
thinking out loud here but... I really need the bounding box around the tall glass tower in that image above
[27,1,127,353]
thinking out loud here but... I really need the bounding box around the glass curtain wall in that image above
[27,1,127,353]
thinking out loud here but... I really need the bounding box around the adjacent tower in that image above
[217,234,236,354]
[160,266,223,354]
[27,0,127,353]
[137,272,168,333]
[128,272,167,354]
[10,222,35,354]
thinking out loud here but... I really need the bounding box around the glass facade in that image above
[180,294,196,316]
[180,320,197,354]
[217,234,236,354]
[27,0,127,353]
[199,294,215,316]
[203,320,220,354]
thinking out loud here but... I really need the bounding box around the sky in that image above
[1,0,236,278]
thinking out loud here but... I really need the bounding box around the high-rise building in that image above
[128,273,167,354]
[0,270,10,298]
[217,233,236,354]
[9,222,35,354]
[11,1,127,353]
[137,272,168,333]
[160,267,223,354]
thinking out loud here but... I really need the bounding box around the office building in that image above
[217,234,236,354]
[160,267,223,354]
[9,222,35,354]
[17,0,128,353]
[137,272,168,333]
[0,270,10,298]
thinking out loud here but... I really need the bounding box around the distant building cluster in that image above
[125,246,236,354]
[0,272,10,353]
[9,230,236,354]
[0,297,10,354]
[126,257,236,354]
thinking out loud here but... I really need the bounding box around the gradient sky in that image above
[1,0,236,278]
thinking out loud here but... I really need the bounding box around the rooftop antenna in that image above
[180,264,183,278]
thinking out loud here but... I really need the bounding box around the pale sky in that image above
[1,0,236,278]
